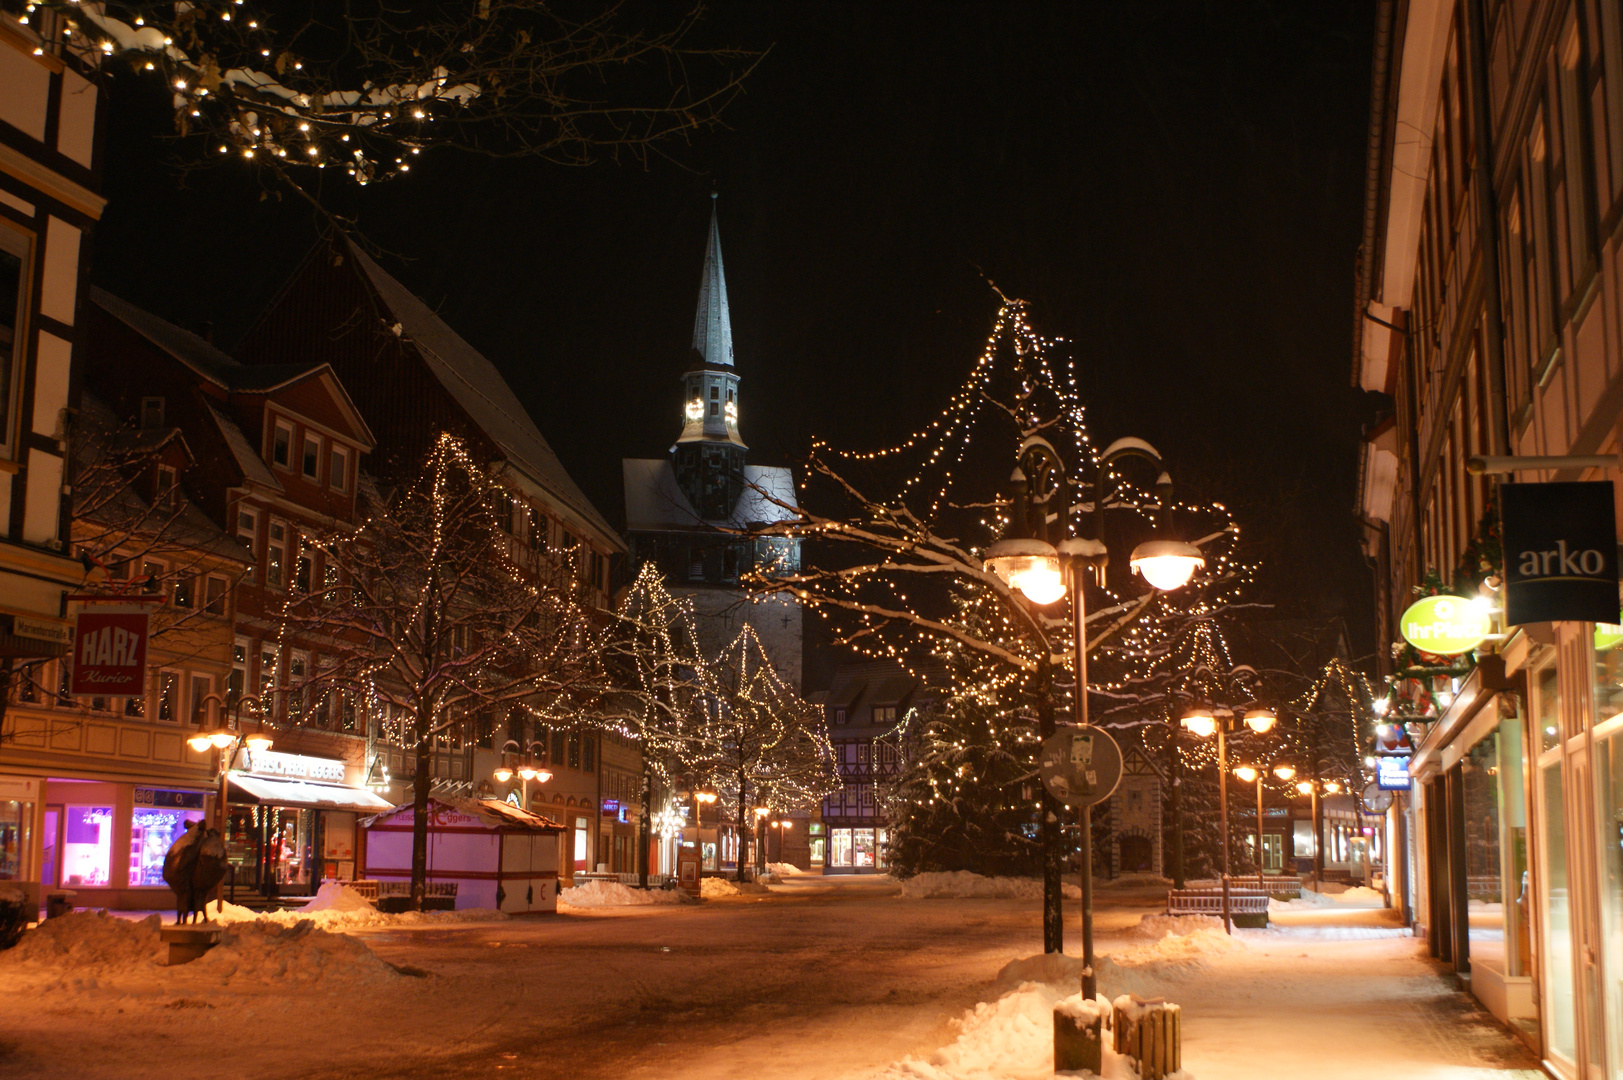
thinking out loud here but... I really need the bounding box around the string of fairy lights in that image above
[22,1,475,187]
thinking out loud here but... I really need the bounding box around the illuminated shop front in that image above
[223,750,390,896]
[826,827,887,872]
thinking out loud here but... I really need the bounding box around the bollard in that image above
[1053,995,1103,1075]
[1112,994,1181,1080]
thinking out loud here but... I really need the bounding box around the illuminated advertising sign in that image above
[1376,754,1410,791]
[1502,481,1620,625]
[1398,595,1490,655]
[70,609,150,696]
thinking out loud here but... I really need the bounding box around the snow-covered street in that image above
[0,877,1541,1080]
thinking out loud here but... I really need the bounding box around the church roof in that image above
[623,459,798,533]
[691,196,734,369]
[346,242,622,550]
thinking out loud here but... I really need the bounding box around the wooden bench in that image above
[1166,888,1270,926]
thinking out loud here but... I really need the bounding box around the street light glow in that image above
[1273,764,1296,781]
[1128,539,1204,590]
[1181,709,1217,738]
[1243,708,1276,734]
[983,538,1065,604]
[1233,765,1258,782]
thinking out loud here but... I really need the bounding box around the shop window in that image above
[129,796,205,887]
[0,796,32,882]
[157,672,179,722]
[61,806,113,887]
[573,816,590,872]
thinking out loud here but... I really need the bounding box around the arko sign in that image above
[1399,595,1491,655]
[1501,481,1620,626]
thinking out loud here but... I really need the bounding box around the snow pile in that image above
[993,951,1093,993]
[188,920,399,985]
[3,910,162,971]
[1335,886,1387,905]
[1127,914,1223,940]
[874,982,1149,1080]
[560,880,690,908]
[897,871,1082,900]
[1098,873,1173,889]
[1270,889,1337,910]
[767,862,806,877]
[203,895,508,929]
[700,877,772,898]
[300,882,376,914]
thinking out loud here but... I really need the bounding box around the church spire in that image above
[691,192,734,368]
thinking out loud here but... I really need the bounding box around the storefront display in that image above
[0,777,37,883]
[61,805,113,887]
[827,827,888,871]
[127,788,208,888]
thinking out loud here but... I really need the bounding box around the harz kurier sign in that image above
[1501,481,1620,626]
[70,608,150,696]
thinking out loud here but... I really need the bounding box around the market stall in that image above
[361,797,563,913]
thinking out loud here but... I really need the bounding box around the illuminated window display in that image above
[62,806,113,887]
[0,799,31,881]
[128,807,199,887]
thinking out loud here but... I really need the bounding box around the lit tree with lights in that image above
[276,433,605,910]
[746,299,1249,937]
[23,1,758,212]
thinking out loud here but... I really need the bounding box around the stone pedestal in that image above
[160,925,225,966]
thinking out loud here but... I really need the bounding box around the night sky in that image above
[91,2,1381,657]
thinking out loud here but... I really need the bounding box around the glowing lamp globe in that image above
[1325,781,1342,794]
[1243,708,1277,734]
[780,821,793,830]
[493,766,514,783]
[1296,780,1313,795]
[533,769,553,784]
[1180,709,1217,738]
[983,538,1064,605]
[188,734,213,752]
[1273,764,1296,781]
[1233,765,1259,783]
[244,732,274,752]
[518,765,538,781]
[1128,540,1204,591]
[209,731,236,749]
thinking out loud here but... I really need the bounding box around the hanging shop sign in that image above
[602,799,620,817]
[245,750,346,784]
[70,607,151,696]
[1038,725,1123,808]
[1398,595,1491,655]
[1376,755,1410,792]
[1501,481,1620,625]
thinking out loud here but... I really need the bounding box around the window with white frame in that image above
[302,434,321,480]
[204,575,227,615]
[288,650,308,718]
[272,420,293,469]
[229,639,248,702]
[236,506,258,553]
[329,444,348,492]
[156,671,180,722]
[266,521,286,588]
[259,644,278,701]
[189,674,212,725]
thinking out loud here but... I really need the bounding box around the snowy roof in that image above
[204,402,283,493]
[691,198,734,368]
[346,242,622,551]
[363,796,564,832]
[623,459,798,533]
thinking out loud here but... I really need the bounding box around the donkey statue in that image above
[163,819,230,924]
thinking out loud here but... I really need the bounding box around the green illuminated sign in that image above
[1596,620,1623,651]
[1399,595,1491,656]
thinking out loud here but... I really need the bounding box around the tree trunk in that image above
[735,760,750,883]
[410,704,432,913]
[638,768,652,889]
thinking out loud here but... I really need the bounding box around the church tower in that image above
[672,196,747,520]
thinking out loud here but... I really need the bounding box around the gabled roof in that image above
[204,402,283,493]
[623,459,798,534]
[692,197,734,369]
[91,288,376,448]
[345,241,621,550]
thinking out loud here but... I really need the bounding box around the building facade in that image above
[1356,0,1623,1068]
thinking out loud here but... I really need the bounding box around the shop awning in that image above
[228,773,394,814]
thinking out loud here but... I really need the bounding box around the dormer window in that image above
[272,421,292,468]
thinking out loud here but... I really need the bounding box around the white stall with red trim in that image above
[361,797,563,913]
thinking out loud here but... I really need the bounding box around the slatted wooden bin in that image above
[1112,994,1181,1080]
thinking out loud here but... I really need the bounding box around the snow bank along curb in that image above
[560,880,692,908]
[203,882,509,929]
[897,871,1083,900]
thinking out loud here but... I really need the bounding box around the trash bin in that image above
[44,890,75,919]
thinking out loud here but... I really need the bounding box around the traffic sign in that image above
[1039,725,1123,808]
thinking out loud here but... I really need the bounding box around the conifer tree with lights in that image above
[276,433,605,911]
[746,299,1251,911]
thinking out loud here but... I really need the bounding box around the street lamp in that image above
[190,694,269,907]
[767,818,793,864]
[1294,777,1340,889]
[985,434,1201,987]
[693,789,718,871]
[1180,700,1274,934]
[491,740,552,810]
[1231,761,1297,889]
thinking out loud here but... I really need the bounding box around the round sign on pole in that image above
[1039,725,1124,808]
[1398,595,1491,655]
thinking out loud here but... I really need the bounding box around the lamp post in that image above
[694,789,718,871]
[190,694,270,907]
[753,806,770,875]
[1180,703,1274,934]
[492,740,552,811]
[1233,762,1295,889]
[1294,778,1340,890]
[984,435,1202,973]
[768,818,793,864]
